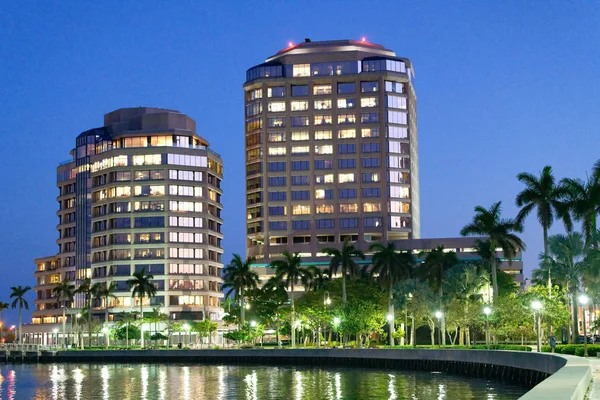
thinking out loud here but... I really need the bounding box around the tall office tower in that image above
[31,108,224,338]
[244,39,419,265]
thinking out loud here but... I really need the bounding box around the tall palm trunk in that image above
[290,283,295,347]
[439,285,446,345]
[18,306,23,346]
[388,285,395,346]
[0,311,3,345]
[240,288,245,328]
[490,240,499,303]
[140,298,145,348]
[62,304,67,348]
[543,227,551,297]
[571,289,578,344]
[341,272,347,308]
[105,296,110,349]
[88,300,92,348]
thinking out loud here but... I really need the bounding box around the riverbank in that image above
[3,348,587,399]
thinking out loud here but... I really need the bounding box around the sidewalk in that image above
[588,358,600,399]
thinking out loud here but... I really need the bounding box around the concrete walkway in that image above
[588,358,600,399]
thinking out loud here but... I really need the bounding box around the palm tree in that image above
[10,286,31,346]
[323,238,365,308]
[516,166,570,295]
[52,280,74,348]
[369,242,414,346]
[461,201,525,303]
[128,268,157,348]
[270,251,313,347]
[561,172,600,249]
[418,246,459,345]
[541,233,589,343]
[222,254,259,327]
[75,277,96,348]
[0,302,9,345]
[94,282,118,349]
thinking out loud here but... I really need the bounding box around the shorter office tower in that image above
[27,107,224,344]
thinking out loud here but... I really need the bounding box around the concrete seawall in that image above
[6,348,592,400]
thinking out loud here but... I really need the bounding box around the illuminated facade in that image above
[244,39,419,265]
[31,107,224,330]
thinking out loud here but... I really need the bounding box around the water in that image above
[0,363,527,399]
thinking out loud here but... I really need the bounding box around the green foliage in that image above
[191,319,218,338]
[150,332,168,341]
[114,325,141,341]
[392,326,405,341]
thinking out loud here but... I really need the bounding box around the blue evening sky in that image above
[1,1,599,324]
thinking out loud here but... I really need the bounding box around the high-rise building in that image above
[29,107,224,341]
[244,39,419,264]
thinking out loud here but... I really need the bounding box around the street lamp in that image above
[53,328,59,347]
[434,311,443,347]
[483,306,492,348]
[183,323,190,346]
[250,320,257,328]
[532,301,543,352]
[579,294,589,357]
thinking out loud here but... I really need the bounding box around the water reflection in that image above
[0,363,527,400]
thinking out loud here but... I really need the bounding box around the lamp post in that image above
[434,311,442,347]
[483,306,492,349]
[532,301,542,353]
[386,314,394,347]
[75,313,82,349]
[333,317,341,347]
[52,328,59,348]
[320,291,331,349]
[183,323,190,347]
[579,294,589,357]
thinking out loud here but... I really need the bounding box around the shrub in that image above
[559,345,580,355]
[574,345,600,357]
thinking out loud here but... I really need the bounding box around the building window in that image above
[269,221,288,231]
[315,174,334,184]
[361,81,378,93]
[339,189,357,198]
[268,117,286,128]
[389,171,410,183]
[293,64,310,77]
[338,114,356,124]
[291,101,309,111]
[315,160,333,170]
[269,206,287,216]
[316,219,335,229]
[292,190,310,200]
[337,82,355,94]
[316,204,334,214]
[247,88,263,100]
[361,112,379,123]
[363,203,382,212]
[292,175,310,185]
[362,128,380,139]
[340,218,358,228]
[338,144,356,154]
[269,177,286,186]
[268,86,286,97]
[362,172,380,183]
[314,130,332,140]
[388,141,409,154]
[390,201,411,213]
[364,217,382,227]
[314,115,332,126]
[388,155,410,169]
[315,189,333,199]
[313,84,332,95]
[314,100,332,110]
[363,188,381,197]
[268,102,286,112]
[292,220,311,230]
[362,143,380,153]
[337,98,355,109]
[338,173,355,183]
[246,102,263,117]
[269,191,286,201]
[132,154,162,166]
[292,205,311,215]
[291,131,310,141]
[339,204,358,213]
[268,132,286,142]
[268,162,286,172]
[362,157,381,168]
[387,111,407,124]
[292,161,309,170]
[387,95,407,109]
[388,127,408,139]
[390,216,411,228]
[291,85,309,96]
[385,81,404,93]
[315,145,333,155]
[361,97,378,108]
[291,146,310,155]
[268,147,286,156]
[338,129,356,139]
[291,116,309,127]
[338,159,356,169]
[389,186,410,199]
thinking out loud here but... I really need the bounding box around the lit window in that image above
[268,102,286,112]
[268,117,286,127]
[338,129,356,139]
[314,130,332,140]
[314,115,332,125]
[361,128,379,138]
[338,114,356,124]
[389,186,410,199]
[133,154,161,166]
[268,86,285,97]
[315,189,333,199]
[315,174,334,184]
[339,204,358,213]
[390,201,410,213]
[291,131,310,141]
[316,204,334,214]
[363,203,382,212]
[268,147,286,156]
[361,97,378,108]
[337,98,355,109]
[291,101,309,111]
[315,145,333,155]
[313,84,332,95]
[314,100,332,110]
[293,64,310,77]
[338,173,355,183]
[268,132,286,142]
[291,146,310,155]
[292,205,311,215]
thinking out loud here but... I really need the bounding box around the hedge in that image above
[541,344,600,357]
[385,345,531,351]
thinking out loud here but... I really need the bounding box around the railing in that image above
[0,343,56,352]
